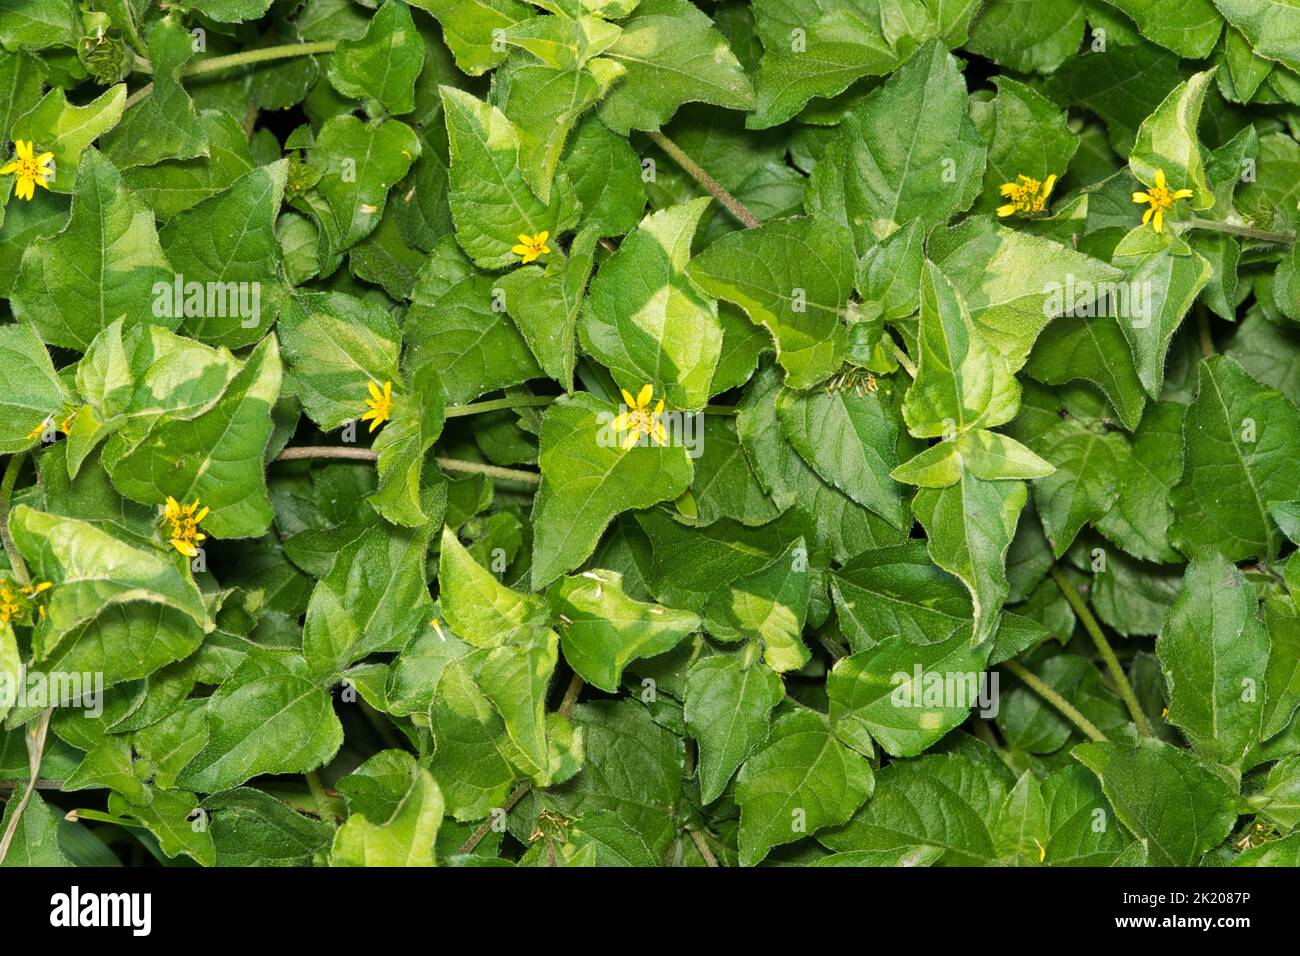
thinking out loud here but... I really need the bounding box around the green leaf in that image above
[1031,419,1127,558]
[10,149,174,350]
[1026,313,1147,431]
[971,77,1078,218]
[101,16,207,168]
[690,215,855,389]
[278,290,402,431]
[831,541,972,649]
[428,659,520,821]
[204,787,335,867]
[103,335,283,540]
[828,630,991,757]
[440,525,548,647]
[913,472,1026,643]
[499,225,599,392]
[596,0,754,134]
[332,750,444,866]
[966,0,1086,74]
[563,116,648,238]
[747,6,897,130]
[735,709,875,866]
[327,0,425,116]
[902,261,1020,439]
[10,505,207,643]
[496,56,623,204]
[929,216,1126,373]
[705,538,812,672]
[1170,355,1300,561]
[1129,69,1217,210]
[821,751,1009,864]
[407,0,531,76]
[10,83,125,194]
[1112,226,1213,399]
[479,631,562,782]
[531,393,694,587]
[178,651,344,792]
[292,113,420,274]
[369,365,446,527]
[684,650,784,803]
[404,273,541,404]
[1073,738,1237,866]
[122,111,256,221]
[158,160,288,348]
[548,568,700,692]
[806,40,984,250]
[580,198,721,410]
[441,85,578,270]
[1210,0,1300,74]
[0,322,71,453]
[1099,0,1223,58]
[551,701,681,858]
[303,519,438,681]
[775,379,907,528]
[1157,551,1268,767]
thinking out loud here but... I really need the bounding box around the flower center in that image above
[16,156,44,179]
[1006,177,1047,213]
[626,408,653,433]
[1145,184,1176,211]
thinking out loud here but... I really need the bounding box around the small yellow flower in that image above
[58,410,75,435]
[21,580,51,621]
[612,384,667,449]
[360,379,393,433]
[1132,169,1193,234]
[24,416,52,441]
[511,230,550,265]
[1,140,55,201]
[0,580,21,624]
[996,173,1057,217]
[163,496,209,558]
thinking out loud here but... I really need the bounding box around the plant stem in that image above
[0,709,52,865]
[305,771,341,825]
[647,130,761,229]
[274,446,542,485]
[891,341,917,379]
[1189,216,1295,244]
[1002,661,1108,743]
[0,453,30,586]
[436,458,541,485]
[444,395,556,418]
[1197,303,1215,358]
[183,41,339,78]
[688,828,721,867]
[64,807,145,828]
[1050,566,1152,737]
[127,41,339,109]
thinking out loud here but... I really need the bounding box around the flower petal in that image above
[636,383,653,408]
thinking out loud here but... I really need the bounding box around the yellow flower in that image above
[360,379,393,433]
[511,230,550,265]
[163,496,209,558]
[1,140,55,201]
[0,580,20,625]
[24,416,52,441]
[996,174,1057,218]
[612,384,667,449]
[21,580,51,621]
[1132,168,1193,234]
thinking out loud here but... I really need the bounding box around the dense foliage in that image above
[1,0,1300,869]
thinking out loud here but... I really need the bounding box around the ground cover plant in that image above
[0,0,1299,869]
